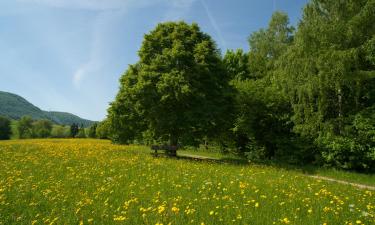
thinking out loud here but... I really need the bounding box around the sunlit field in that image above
[0,139,373,225]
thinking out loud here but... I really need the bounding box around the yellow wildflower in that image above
[158,205,166,214]
[172,206,179,213]
[113,216,126,221]
[281,218,290,224]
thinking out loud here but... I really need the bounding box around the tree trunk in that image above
[169,133,178,156]
[204,140,208,150]
[338,87,343,134]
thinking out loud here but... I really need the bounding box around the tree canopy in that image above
[109,22,233,146]
[106,1,375,171]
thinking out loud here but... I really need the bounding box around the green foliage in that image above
[96,120,111,139]
[76,125,86,138]
[109,22,233,146]
[318,107,375,171]
[228,11,300,161]
[17,116,33,139]
[0,91,95,127]
[51,125,70,138]
[10,120,18,139]
[105,4,374,171]
[46,112,95,128]
[0,91,46,120]
[0,116,12,140]
[223,49,249,80]
[88,123,98,138]
[277,0,375,170]
[32,119,52,138]
[70,123,79,138]
[248,11,294,79]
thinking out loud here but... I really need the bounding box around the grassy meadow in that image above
[0,139,374,225]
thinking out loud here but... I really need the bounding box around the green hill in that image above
[0,91,95,127]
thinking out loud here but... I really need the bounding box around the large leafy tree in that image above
[223,49,249,80]
[248,11,294,79]
[230,12,296,159]
[109,22,233,147]
[279,0,375,170]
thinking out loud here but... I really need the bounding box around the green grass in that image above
[180,148,375,187]
[0,139,373,225]
[312,168,375,186]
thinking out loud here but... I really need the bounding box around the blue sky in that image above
[0,0,309,121]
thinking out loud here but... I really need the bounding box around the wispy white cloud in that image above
[72,9,124,89]
[200,0,227,50]
[72,0,197,89]
[12,0,199,90]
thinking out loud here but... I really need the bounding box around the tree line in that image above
[107,0,374,171]
[0,115,109,140]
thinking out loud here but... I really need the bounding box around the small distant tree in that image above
[51,125,70,138]
[70,123,79,138]
[32,119,53,138]
[76,124,86,138]
[88,123,98,138]
[18,116,33,139]
[0,116,12,140]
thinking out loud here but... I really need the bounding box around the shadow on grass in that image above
[152,152,255,166]
[152,151,322,174]
[151,151,375,186]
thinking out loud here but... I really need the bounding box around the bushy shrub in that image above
[51,125,70,138]
[319,107,375,172]
[32,119,52,138]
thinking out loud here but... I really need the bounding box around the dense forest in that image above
[0,91,95,127]
[107,0,374,171]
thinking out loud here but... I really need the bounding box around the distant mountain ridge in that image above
[0,91,96,127]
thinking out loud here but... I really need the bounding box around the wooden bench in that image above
[151,145,178,156]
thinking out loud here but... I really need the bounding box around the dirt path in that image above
[307,175,375,191]
[178,153,220,161]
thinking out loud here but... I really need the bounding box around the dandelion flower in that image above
[113,216,126,221]
[172,206,179,213]
[158,205,166,214]
[281,218,290,224]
